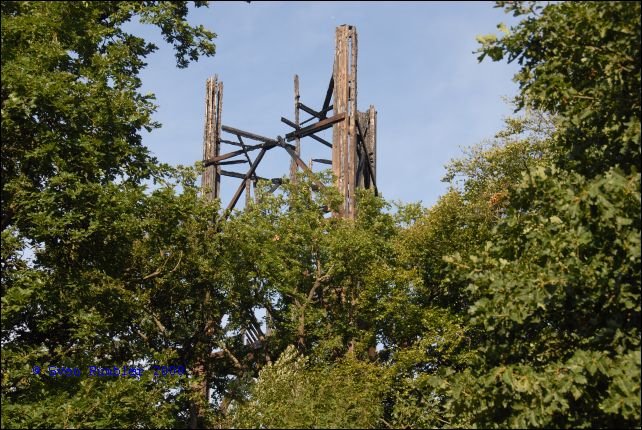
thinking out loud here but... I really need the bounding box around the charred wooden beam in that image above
[267,183,281,194]
[285,113,345,142]
[220,170,268,181]
[236,135,254,166]
[278,137,326,190]
[300,104,334,126]
[225,147,268,215]
[299,116,315,126]
[245,328,258,344]
[281,117,333,148]
[355,116,377,193]
[298,102,324,119]
[280,116,297,129]
[203,149,252,166]
[218,159,248,166]
[312,158,332,165]
[220,139,245,146]
[321,75,334,116]
[222,125,277,144]
[204,149,245,166]
[221,170,251,179]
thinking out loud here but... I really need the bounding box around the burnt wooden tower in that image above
[201,25,377,219]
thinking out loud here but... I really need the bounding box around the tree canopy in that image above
[2,1,640,429]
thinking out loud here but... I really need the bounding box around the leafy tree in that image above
[387,111,554,428]
[4,1,639,428]
[1,1,215,234]
[443,2,641,427]
[477,1,640,177]
[231,345,389,429]
[1,2,218,428]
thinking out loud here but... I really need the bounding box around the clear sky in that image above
[129,1,521,208]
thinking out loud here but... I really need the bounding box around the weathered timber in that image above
[204,149,247,166]
[281,117,333,148]
[321,75,334,116]
[236,135,254,166]
[298,102,324,119]
[220,139,246,146]
[285,112,345,142]
[290,75,301,182]
[225,147,268,214]
[312,158,332,165]
[332,25,358,218]
[202,76,223,200]
[280,117,298,128]
[222,125,277,144]
[365,106,377,189]
[348,26,358,219]
[220,170,253,180]
[280,139,326,190]
[203,25,375,221]
[217,159,247,166]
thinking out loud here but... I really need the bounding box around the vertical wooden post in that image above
[290,75,301,182]
[347,28,358,219]
[331,27,345,210]
[366,105,377,189]
[355,105,377,191]
[202,76,223,201]
[332,25,358,218]
[356,111,368,189]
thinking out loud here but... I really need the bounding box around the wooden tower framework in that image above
[201,25,377,222]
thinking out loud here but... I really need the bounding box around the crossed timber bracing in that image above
[201,25,377,222]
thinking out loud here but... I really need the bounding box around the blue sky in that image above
[130,1,521,208]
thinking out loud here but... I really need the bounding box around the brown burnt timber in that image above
[285,113,345,142]
[220,139,246,146]
[355,117,377,193]
[332,25,358,218]
[204,140,294,168]
[298,102,327,120]
[281,117,333,148]
[236,135,254,165]
[218,159,248,166]
[204,25,375,220]
[202,76,223,201]
[279,138,325,190]
[203,147,259,166]
[321,75,334,115]
[225,147,269,214]
[300,104,334,126]
[219,170,267,180]
[290,75,301,182]
[312,158,332,165]
[222,125,278,144]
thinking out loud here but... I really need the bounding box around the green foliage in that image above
[1,2,217,428]
[2,1,639,428]
[478,1,640,177]
[446,167,641,428]
[1,1,215,236]
[231,345,389,429]
[439,1,642,428]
